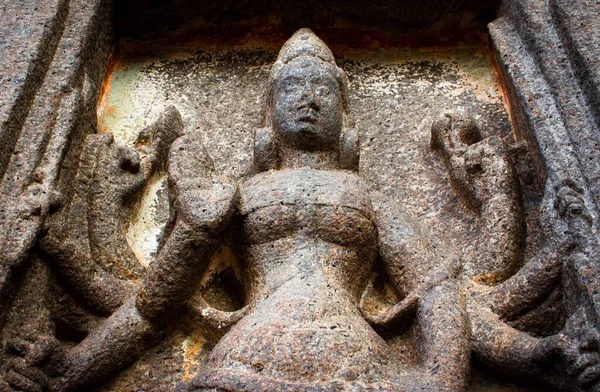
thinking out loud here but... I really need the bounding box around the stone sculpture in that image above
[1,28,469,392]
[1,27,599,392]
[432,112,600,391]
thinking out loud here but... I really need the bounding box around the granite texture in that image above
[0,0,112,318]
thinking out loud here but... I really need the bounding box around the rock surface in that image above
[1,1,600,391]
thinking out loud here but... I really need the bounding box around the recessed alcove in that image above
[3,0,597,390]
[90,3,552,391]
[100,2,511,266]
[87,3,549,391]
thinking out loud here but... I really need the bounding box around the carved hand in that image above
[135,105,185,175]
[431,111,523,283]
[554,181,593,232]
[168,134,238,237]
[532,308,600,390]
[430,110,517,212]
[1,334,65,392]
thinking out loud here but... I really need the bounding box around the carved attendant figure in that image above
[432,112,600,391]
[3,29,469,391]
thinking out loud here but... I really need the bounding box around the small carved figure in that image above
[432,113,600,391]
[2,29,469,391]
[431,111,524,284]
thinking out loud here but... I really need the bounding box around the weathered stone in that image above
[1,1,600,391]
[0,0,112,320]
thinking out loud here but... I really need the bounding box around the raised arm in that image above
[57,132,236,391]
[36,107,184,315]
[431,111,524,284]
[468,183,600,392]
[5,131,237,392]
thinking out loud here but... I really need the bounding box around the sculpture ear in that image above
[339,128,359,171]
[254,127,278,173]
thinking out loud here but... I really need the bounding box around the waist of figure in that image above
[198,313,404,388]
[186,369,417,392]
[242,239,375,300]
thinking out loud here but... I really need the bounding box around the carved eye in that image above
[282,77,305,93]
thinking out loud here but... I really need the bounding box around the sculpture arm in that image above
[8,132,237,392]
[486,244,563,320]
[468,297,581,391]
[469,300,557,376]
[136,220,222,322]
[135,132,238,322]
[469,182,600,391]
[53,219,223,391]
[35,107,184,315]
[37,234,137,315]
[370,190,470,392]
[431,111,524,284]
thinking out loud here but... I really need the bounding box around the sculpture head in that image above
[272,55,343,151]
[255,29,358,172]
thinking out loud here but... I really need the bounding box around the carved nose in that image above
[301,85,319,109]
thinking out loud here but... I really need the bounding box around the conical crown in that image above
[275,28,337,66]
[265,28,351,128]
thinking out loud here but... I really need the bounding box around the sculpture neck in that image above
[278,144,340,171]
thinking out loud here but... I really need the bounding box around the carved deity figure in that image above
[3,28,599,392]
[1,29,470,392]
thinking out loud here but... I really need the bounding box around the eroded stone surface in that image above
[98,39,509,277]
[2,1,600,391]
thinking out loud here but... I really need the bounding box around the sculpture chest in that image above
[238,167,376,247]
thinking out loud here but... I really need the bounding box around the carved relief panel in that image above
[1,3,599,392]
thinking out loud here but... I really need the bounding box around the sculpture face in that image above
[272,57,343,151]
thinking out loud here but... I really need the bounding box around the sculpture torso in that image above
[193,168,409,390]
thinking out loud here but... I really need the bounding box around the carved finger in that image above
[136,105,184,171]
[431,113,460,154]
[464,146,485,174]
[581,329,600,351]
[554,185,593,229]
[6,337,35,357]
[27,336,58,366]
[431,111,482,152]
[7,358,48,386]
[556,185,583,198]
[556,191,583,212]
[578,364,600,388]
[117,145,141,174]
[361,294,419,331]
[568,352,599,376]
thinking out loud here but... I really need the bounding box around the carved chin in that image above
[294,126,327,147]
[296,124,318,136]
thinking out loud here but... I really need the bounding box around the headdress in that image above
[275,28,337,66]
[265,28,351,127]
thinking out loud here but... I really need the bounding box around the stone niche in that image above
[1,1,600,392]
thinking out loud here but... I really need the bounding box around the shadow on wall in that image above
[113,0,501,41]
